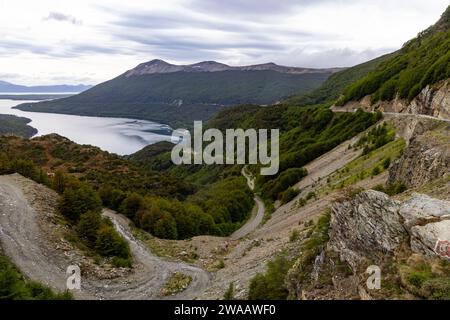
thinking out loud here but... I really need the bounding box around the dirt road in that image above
[0,174,210,299]
[230,167,265,239]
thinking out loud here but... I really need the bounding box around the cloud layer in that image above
[0,0,447,85]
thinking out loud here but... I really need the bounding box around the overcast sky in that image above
[0,0,448,85]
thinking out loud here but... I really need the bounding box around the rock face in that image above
[388,124,450,188]
[407,81,450,119]
[328,190,406,269]
[329,191,450,269]
[337,79,450,121]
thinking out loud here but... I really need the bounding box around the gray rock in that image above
[328,190,406,269]
[399,193,450,230]
[410,220,450,258]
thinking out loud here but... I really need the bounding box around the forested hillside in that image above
[16,66,333,128]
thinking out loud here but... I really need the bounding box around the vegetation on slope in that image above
[0,134,254,240]
[16,71,331,128]
[0,250,72,300]
[285,53,395,106]
[337,6,450,105]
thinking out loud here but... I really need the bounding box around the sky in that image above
[0,0,448,86]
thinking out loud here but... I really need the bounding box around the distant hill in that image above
[15,60,341,128]
[0,80,91,93]
[0,114,37,138]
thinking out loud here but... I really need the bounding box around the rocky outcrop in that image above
[329,191,450,269]
[407,81,450,119]
[388,124,450,188]
[328,190,406,269]
[336,79,450,121]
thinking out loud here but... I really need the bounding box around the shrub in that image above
[248,255,292,300]
[289,229,300,242]
[381,157,391,169]
[223,283,235,300]
[0,254,72,300]
[76,210,102,244]
[371,166,381,176]
[280,187,299,204]
[58,184,102,223]
[422,278,450,300]
[153,213,178,239]
[305,191,316,201]
[119,192,144,219]
[95,225,131,259]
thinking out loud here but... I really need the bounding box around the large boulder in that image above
[328,190,406,269]
[411,220,450,258]
[399,193,450,230]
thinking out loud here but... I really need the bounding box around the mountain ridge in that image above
[124,59,344,77]
[0,80,92,93]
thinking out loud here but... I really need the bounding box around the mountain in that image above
[0,80,92,93]
[15,60,341,128]
[124,59,342,76]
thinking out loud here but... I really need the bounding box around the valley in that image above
[0,4,449,303]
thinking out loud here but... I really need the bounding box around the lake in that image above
[0,99,174,155]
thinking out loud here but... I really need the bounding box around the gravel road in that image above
[0,174,211,299]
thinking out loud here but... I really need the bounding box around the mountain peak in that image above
[124,59,340,77]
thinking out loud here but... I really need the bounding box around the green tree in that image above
[59,184,102,223]
[53,170,66,194]
[76,210,102,244]
[95,226,131,259]
[119,192,144,219]
[154,213,178,239]
[248,255,292,300]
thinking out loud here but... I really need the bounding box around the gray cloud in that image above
[44,12,82,25]
[270,47,396,68]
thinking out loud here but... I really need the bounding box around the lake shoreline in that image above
[0,99,173,155]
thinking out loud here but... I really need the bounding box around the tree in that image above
[59,184,102,223]
[119,192,144,219]
[76,210,102,244]
[99,185,126,210]
[53,170,66,194]
[95,226,130,259]
[154,213,178,239]
[248,255,291,300]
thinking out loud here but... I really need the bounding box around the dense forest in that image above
[0,133,254,240]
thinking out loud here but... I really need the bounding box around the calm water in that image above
[0,99,173,155]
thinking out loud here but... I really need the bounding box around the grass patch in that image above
[161,272,192,296]
[322,138,405,193]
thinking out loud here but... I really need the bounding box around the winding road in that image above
[0,174,210,300]
[0,168,265,299]
[230,167,265,239]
